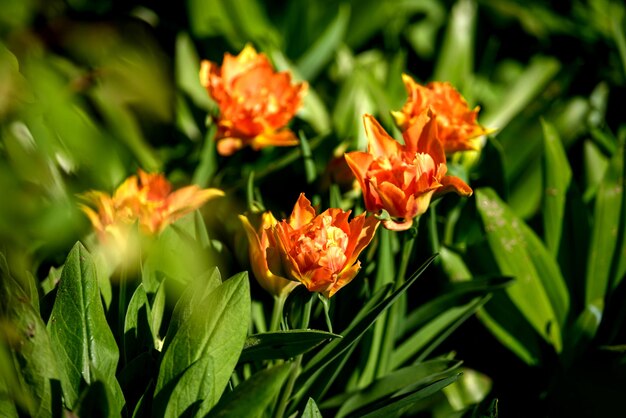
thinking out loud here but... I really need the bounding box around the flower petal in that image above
[289,193,317,229]
[363,114,402,158]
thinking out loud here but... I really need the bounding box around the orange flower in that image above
[392,74,491,153]
[239,212,300,298]
[200,44,307,156]
[80,169,224,242]
[265,194,379,298]
[345,113,472,231]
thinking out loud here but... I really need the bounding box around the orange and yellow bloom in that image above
[80,169,224,244]
[239,211,300,298]
[392,75,491,153]
[257,194,379,298]
[200,44,307,156]
[345,112,472,231]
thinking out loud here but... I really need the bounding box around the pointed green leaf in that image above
[151,279,167,346]
[433,0,476,89]
[163,356,215,418]
[206,364,291,418]
[586,140,625,304]
[348,374,460,418]
[154,272,250,411]
[240,330,341,362]
[47,242,123,412]
[302,397,323,418]
[542,119,572,255]
[391,296,490,369]
[335,359,462,417]
[124,284,154,360]
[482,56,560,131]
[175,32,214,110]
[296,4,350,81]
[476,188,567,351]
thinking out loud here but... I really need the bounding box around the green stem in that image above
[428,204,440,257]
[270,295,286,332]
[396,227,417,290]
[118,267,128,364]
[274,294,314,418]
[317,293,333,333]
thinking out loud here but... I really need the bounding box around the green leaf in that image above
[124,284,155,360]
[562,299,604,365]
[91,90,160,172]
[74,380,119,418]
[585,140,625,305]
[192,125,218,188]
[47,242,124,412]
[0,340,32,416]
[476,188,567,351]
[297,255,437,391]
[390,296,490,369]
[433,0,476,90]
[0,265,61,417]
[206,363,291,418]
[154,271,250,412]
[240,330,341,362]
[163,356,215,418]
[302,397,323,418]
[399,276,512,337]
[335,359,462,417]
[348,374,461,418]
[160,267,222,355]
[541,119,572,256]
[296,3,350,81]
[583,140,609,201]
[482,56,560,131]
[477,291,542,365]
[188,0,279,47]
[151,279,167,346]
[141,215,216,294]
[175,32,214,110]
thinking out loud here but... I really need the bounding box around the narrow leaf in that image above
[240,330,341,362]
[296,4,350,80]
[350,374,460,418]
[585,141,625,305]
[336,359,461,417]
[542,119,572,255]
[124,284,154,361]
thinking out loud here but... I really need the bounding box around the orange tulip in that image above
[265,194,379,298]
[345,113,472,231]
[392,74,491,153]
[80,170,224,243]
[239,212,300,298]
[200,44,307,156]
